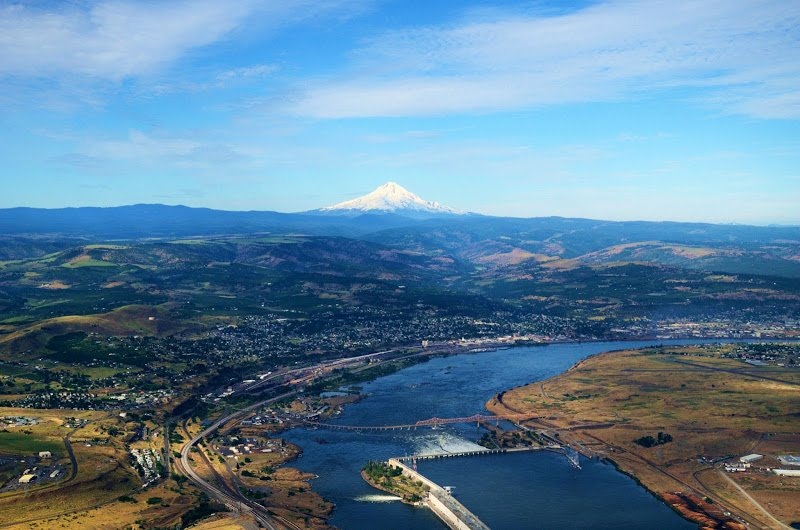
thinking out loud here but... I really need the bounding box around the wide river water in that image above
[282,340,731,529]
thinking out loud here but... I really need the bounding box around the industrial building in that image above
[773,469,800,477]
[739,454,763,464]
[778,455,800,466]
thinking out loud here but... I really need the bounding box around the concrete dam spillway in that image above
[387,457,490,530]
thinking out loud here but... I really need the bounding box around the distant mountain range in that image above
[0,203,419,239]
[0,183,459,239]
[2,183,800,277]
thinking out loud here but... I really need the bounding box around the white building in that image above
[725,465,748,472]
[38,451,52,459]
[739,454,762,464]
[773,469,800,477]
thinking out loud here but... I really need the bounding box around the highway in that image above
[64,433,78,482]
[177,390,299,530]
[174,346,463,529]
[163,421,171,479]
[230,348,399,396]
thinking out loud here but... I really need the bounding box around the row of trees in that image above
[635,431,673,448]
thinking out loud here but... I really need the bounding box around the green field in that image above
[84,244,128,250]
[0,431,64,455]
[61,258,117,268]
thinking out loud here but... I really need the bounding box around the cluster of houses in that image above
[0,416,39,427]
[130,448,162,486]
[215,436,285,460]
[240,410,284,427]
[64,417,89,429]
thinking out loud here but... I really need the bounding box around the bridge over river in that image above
[305,412,584,470]
[302,413,538,432]
[337,413,585,529]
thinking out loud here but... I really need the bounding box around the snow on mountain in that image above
[319,182,461,216]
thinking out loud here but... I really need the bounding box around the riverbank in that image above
[248,339,785,528]
[285,340,709,529]
[487,343,800,530]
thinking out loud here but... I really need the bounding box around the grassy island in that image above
[361,461,429,504]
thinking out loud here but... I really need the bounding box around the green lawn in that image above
[0,431,64,455]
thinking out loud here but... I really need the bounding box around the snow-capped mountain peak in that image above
[320,182,460,215]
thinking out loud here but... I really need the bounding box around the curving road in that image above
[177,390,299,530]
[64,433,78,482]
[176,347,443,529]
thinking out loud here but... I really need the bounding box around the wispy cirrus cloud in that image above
[0,0,369,113]
[52,128,327,179]
[0,1,255,80]
[290,0,800,119]
[50,129,251,177]
[0,0,367,81]
[363,129,444,143]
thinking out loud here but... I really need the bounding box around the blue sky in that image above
[1,0,798,223]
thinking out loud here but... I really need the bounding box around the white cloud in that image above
[58,128,325,178]
[0,0,366,81]
[363,129,443,143]
[291,0,800,119]
[90,130,202,159]
[53,129,258,176]
[216,64,278,83]
[0,1,255,80]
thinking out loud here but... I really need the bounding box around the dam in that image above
[285,340,708,529]
[386,457,490,530]
[397,446,552,462]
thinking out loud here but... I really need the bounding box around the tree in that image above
[635,435,656,448]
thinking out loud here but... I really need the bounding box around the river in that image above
[282,340,736,529]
